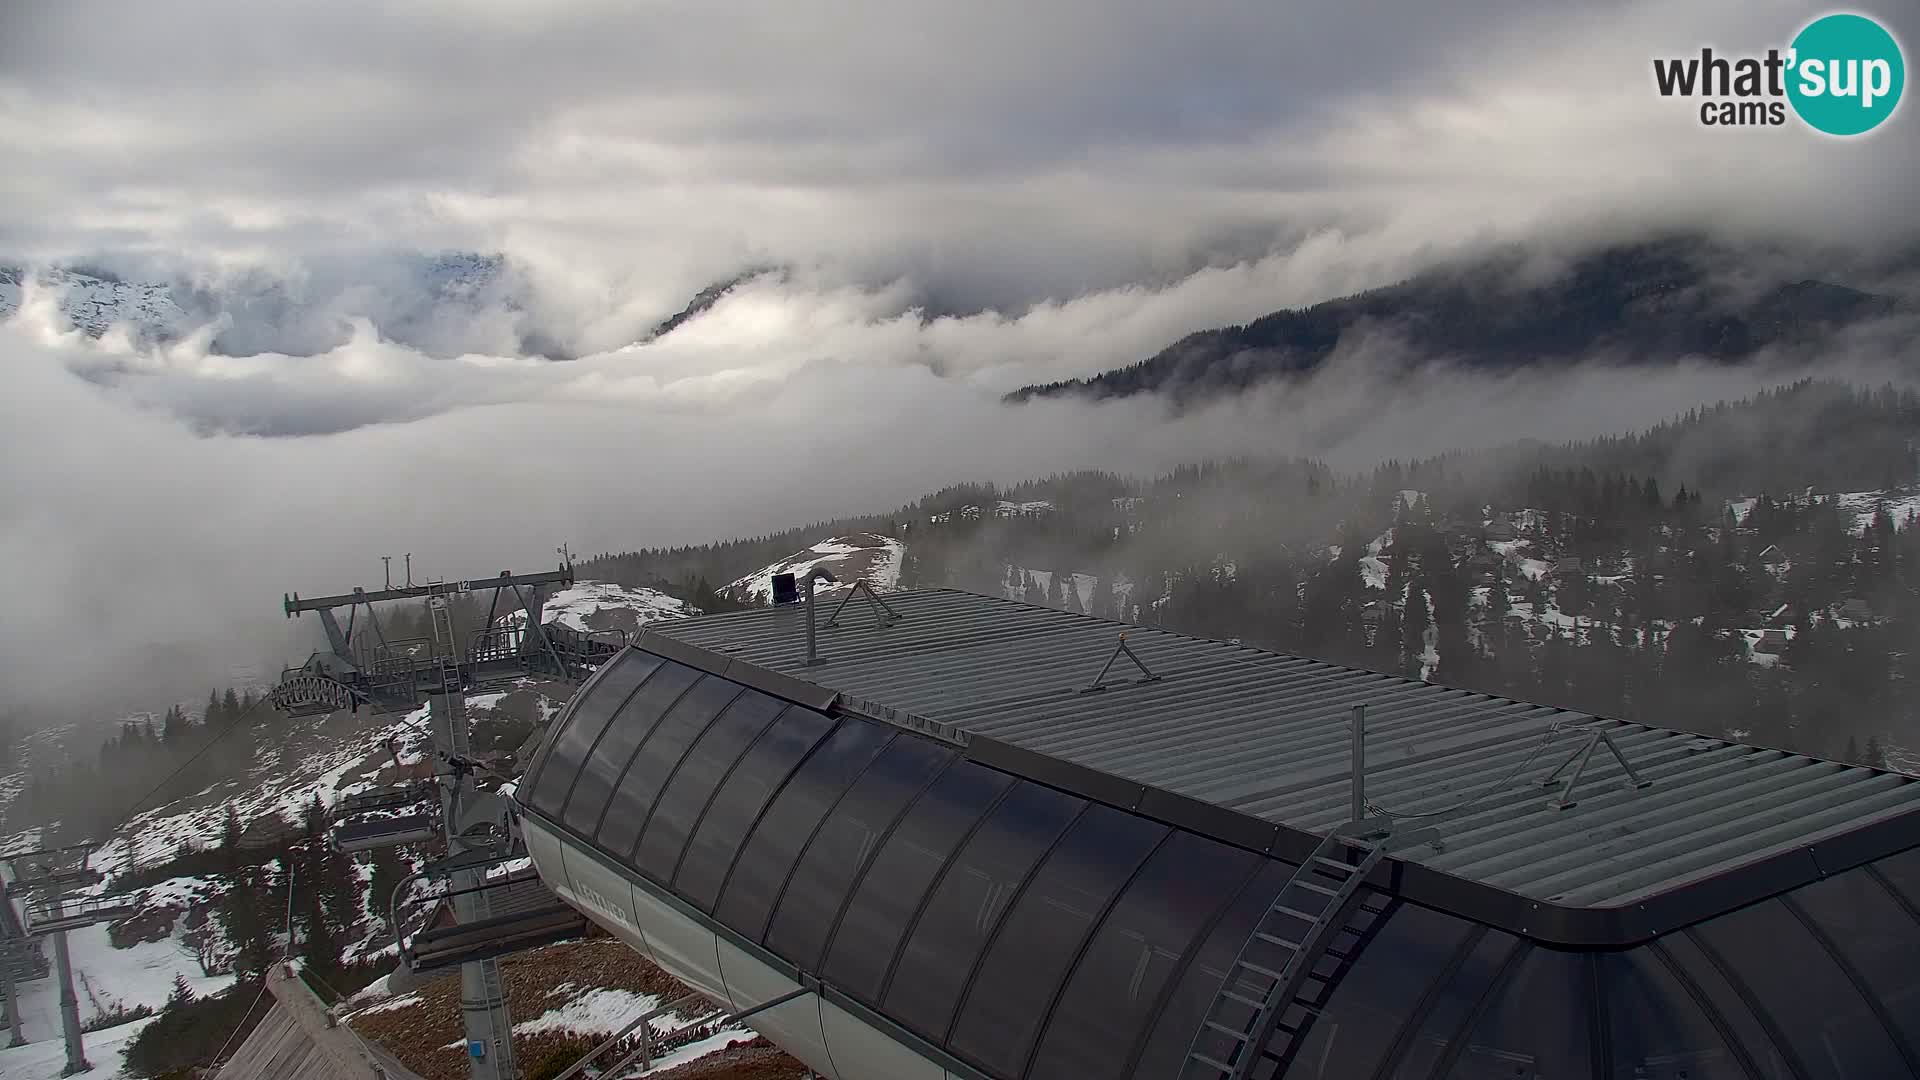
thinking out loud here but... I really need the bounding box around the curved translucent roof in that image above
[515,644,1920,1080]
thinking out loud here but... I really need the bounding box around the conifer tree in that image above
[1487,565,1511,620]
[1402,582,1431,678]
[166,972,195,1010]
[368,847,408,929]
[1090,576,1116,620]
[299,888,339,982]
[220,806,243,856]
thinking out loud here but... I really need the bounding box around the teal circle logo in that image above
[1787,13,1905,136]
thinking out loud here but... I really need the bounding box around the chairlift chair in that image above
[329,783,442,853]
[393,864,585,974]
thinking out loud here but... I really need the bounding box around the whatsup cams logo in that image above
[1654,12,1905,135]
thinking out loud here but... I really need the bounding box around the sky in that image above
[1,0,1916,718]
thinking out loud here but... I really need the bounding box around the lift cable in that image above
[98,694,282,881]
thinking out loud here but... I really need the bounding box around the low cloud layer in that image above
[5,280,1913,720]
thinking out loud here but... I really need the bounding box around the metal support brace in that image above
[802,569,839,666]
[823,579,901,629]
[428,689,521,1080]
[317,609,354,668]
[1081,633,1161,693]
[509,583,568,678]
[0,877,23,1049]
[53,928,87,1075]
[1537,726,1652,810]
[1350,704,1366,825]
[1,940,22,1048]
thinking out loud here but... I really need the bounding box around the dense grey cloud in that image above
[4,0,1915,333]
[4,0,1918,718]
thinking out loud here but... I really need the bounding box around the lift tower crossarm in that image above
[285,568,574,616]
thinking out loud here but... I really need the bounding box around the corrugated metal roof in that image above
[653,588,1920,908]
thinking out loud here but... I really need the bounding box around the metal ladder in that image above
[1187,822,1390,1080]
[428,580,463,695]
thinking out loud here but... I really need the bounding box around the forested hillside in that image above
[1008,238,1908,403]
[580,380,1920,767]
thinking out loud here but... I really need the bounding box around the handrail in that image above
[547,991,707,1080]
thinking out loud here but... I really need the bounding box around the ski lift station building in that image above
[512,587,1920,1079]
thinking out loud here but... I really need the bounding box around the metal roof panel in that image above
[653,588,1920,912]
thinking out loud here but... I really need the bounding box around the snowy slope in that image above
[5,921,235,1037]
[1725,488,1920,535]
[89,704,439,875]
[0,1014,158,1080]
[723,533,903,605]
[1832,489,1920,534]
[0,268,192,342]
[497,581,695,637]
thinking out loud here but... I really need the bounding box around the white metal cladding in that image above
[714,939,839,1076]
[650,588,1920,908]
[521,816,960,1080]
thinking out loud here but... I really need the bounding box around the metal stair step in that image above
[1185,822,1392,1080]
[1203,1019,1248,1040]
[1252,931,1301,950]
[1238,959,1285,982]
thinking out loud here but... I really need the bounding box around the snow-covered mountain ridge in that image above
[0,266,194,343]
[723,532,904,605]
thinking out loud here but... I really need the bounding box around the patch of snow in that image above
[0,1014,158,1080]
[1830,490,1920,535]
[0,826,46,859]
[93,703,433,874]
[724,533,904,605]
[510,987,685,1038]
[135,874,222,910]
[349,992,425,1019]
[6,922,235,1044]
[483,857,533,881]
[0,268,193,343]
[1884,744,1920,778]
[499,581,693,636]
[1359,557,1387,590]
[638,1027,758,1073]
[348,973,401,1005]
[999,568,1105,612]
